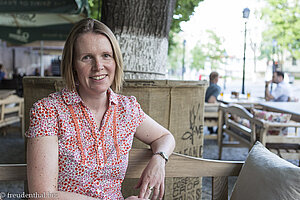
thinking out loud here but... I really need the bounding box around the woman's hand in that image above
[134,114,175,199]
[135,155,166,200]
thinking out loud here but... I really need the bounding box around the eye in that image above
[103,53,113,59]
[82,55,92,61]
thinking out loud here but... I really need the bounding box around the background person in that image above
[26,18,175,200]
[205,71,221,134]
[265,71,291,102]
[205,71,221,103]
[0,64,7,81]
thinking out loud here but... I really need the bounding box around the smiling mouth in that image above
[91,75,107,80]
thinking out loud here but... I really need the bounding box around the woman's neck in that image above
[77,88,109,113]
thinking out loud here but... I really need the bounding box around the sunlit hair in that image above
[61,18,124,92]
[209,71,219,83]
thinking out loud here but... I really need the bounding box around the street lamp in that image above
[241,8,250,94]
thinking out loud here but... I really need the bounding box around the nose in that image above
[93,58,104,71]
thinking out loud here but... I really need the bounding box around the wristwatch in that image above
[154,151,168,163]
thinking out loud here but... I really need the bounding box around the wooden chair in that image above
[204,103,221,140]
[0,94,24,137]
[0,149,243,200]
[218,103,300,164]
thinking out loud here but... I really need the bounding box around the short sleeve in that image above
[25,99,59,138]
[125,96,146,130]
[205,84,221,102]
[211,86,221,98]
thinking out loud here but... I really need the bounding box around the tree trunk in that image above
[101,0,176,79]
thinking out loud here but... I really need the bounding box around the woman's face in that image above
[74,32,116,97]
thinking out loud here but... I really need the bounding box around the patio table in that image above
[218,93,265,109]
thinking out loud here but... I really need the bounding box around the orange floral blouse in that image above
[25,88,146,199]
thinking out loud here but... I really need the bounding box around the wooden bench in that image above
[0,148,243,200]
[204,103,221,140]
[0,94,24,137]
[218,103,300,163]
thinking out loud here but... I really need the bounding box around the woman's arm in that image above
[134,114,175,200]
[27,136,98,200]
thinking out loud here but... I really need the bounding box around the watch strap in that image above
[153,151,168,163]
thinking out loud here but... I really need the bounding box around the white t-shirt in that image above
[271,81,291,102]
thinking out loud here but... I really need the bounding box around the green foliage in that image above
[190,30,227,70]
[260,0,300,60]
[88,0,204,70]
[168,35,184,70]
[88,0,203,34]
[171,0,203,33]
[169,0,203,54]
[190,42,206,70]
[88,0,101,20]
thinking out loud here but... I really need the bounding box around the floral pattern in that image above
[252,109,291,135]
[26,88,146,199]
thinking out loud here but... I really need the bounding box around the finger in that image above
[143,185,153,199]
[135,177,143,189]
[151,186,160,200]
[138,182,149,198]
[158,181,165,199]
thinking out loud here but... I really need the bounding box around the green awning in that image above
[0,0,87,14]
[0,0,89,44]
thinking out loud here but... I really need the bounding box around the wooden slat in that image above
[3,106,20,114]
[0,94,24,136]
[269,149,300,160]
[0,117,20,128]
[0,164,27,181]
[267,122,300,128]
[227,119,251,136]
[0,150,243,180]
[204,103,220,132]
[205,113,219,118]
[204,134,218,140]
[126,149,243,178]
[0,95,23,105]
[223,129,252,148]
[265,136,300,144]
[212,176,228,200]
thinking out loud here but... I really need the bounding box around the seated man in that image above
[265,71,291,102]
[205,71,221,134]
[205,71,221,103]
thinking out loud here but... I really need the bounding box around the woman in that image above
[26,18,175,200]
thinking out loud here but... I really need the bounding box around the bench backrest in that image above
[219,103,265,148]
[0,149,243,200]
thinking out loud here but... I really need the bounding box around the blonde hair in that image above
[61,18,124,92]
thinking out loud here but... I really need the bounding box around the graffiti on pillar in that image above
[181,104,203,145]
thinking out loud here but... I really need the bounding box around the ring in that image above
[148,185,153,190]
